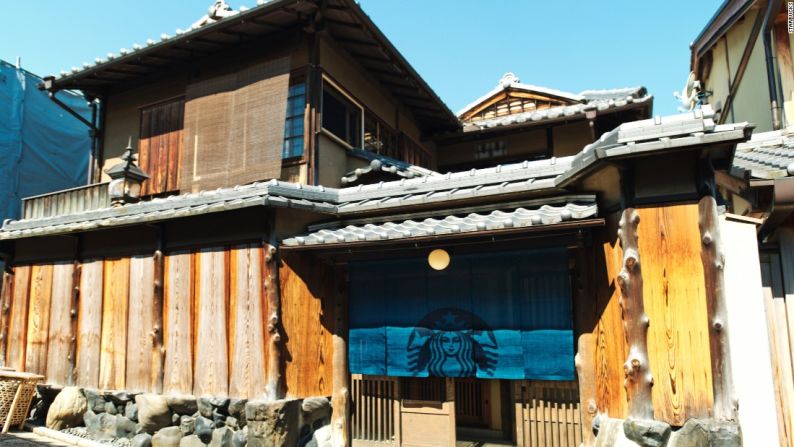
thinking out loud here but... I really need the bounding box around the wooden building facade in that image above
[0,1,773,446]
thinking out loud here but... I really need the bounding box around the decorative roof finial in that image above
[500,72,519,88]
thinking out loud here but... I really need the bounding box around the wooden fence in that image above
[2,244,275,398]
[514,381,583,447]
[21,182,110,219]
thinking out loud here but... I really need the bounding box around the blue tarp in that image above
[349,248,575,380]
[0,60,90,223]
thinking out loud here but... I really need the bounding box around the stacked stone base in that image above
[34,386,332,447]
[594,416,742,447]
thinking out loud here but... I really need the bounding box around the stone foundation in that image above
[594,416,742,447]
[32,386,332,447]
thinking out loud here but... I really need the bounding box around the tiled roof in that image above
[283,196,598,247]
[732,129,794,179]
[466,95,652,131]
[341,149,438,185]
[0,108,752,241]
[458,73,651,132]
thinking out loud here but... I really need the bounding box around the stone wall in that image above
[35,386,332,447]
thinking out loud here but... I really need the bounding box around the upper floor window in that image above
[322,81,362,147]
[283,81,306,159]
[364,114,399,159]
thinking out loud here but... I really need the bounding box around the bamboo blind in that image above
[180,57,290,193]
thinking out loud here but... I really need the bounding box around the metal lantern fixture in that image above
[105,138,149,207]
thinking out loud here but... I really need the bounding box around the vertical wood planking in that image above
[46,262,75,385]
[163,252,194,394]
[193,248,228,396]
[637,204,713,425]
[77,260,103,388]
[126,256,156,392]
[7,266,31,371]
[594,222,629,418]
[228,245,267,398]
[25,264,53,375]
[280,254,334,398]
[99,258,130,390]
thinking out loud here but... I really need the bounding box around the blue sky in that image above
[1,1,721,116]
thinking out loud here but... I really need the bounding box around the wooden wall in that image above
[578,203,716,427]
[279,253,336,398]
[3,243,276,398]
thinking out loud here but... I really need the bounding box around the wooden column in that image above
[0,271,13,367]
[573,242,597,446]
[774,19,794,125]
[699,196,737,420]
[331,264,350,447]
[68,261,81,384]
[617,208,654,420]
[264,240,285,400]
[152,249,165,393]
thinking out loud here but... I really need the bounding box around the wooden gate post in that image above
[0,271,13,367]
[699,195,737,420]
[152,249,165,393]
[264,239,285,401]
[331,264,350,447]
[617,208,654,419]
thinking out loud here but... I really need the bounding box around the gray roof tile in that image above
[283,199,598,247]
[732,129,794,179]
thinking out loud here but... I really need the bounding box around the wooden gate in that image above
[351,375,399,445]
[455,378,490,427]
[514,380,583,447]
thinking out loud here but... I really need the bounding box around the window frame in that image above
[282,72,307,163]
[320,74,364,150]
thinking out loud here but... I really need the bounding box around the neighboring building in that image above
[435,73,651,171]
[0,2,767,447]
[690,0,794,131]
[0,59,92,223]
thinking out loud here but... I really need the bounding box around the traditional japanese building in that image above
[0,1,767,446]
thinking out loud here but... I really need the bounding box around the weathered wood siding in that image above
[584,204,715,427]
[5,243,273,397]
[280,253,335,398]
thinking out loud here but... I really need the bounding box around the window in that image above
[322,84,361,147]
[364,113,399,159]
[283,82,306,159]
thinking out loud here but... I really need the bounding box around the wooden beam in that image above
[152,249,165,393]
[330,263,350,447]
[774,20,794,125]
[617,208,654,420]
[699,195,737,420]
[68,261,81,384]
[264,238,285,400]
[0,271,13,367]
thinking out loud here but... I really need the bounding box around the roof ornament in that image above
[499,72,520,88]
[191,0,239,29]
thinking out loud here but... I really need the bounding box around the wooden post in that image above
[68,261,81,384]
[331,264,350,447]
[699,196,737,420]
[617,208,654,420]
[264,239,284,400]
[774,19,794,125]
[0,271,13,367]
[152,249,165,393]
[573,242,597,446]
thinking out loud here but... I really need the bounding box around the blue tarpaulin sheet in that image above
[349,248,575,380]
[0,60,90,224]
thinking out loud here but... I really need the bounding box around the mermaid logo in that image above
[406,307,498,377]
